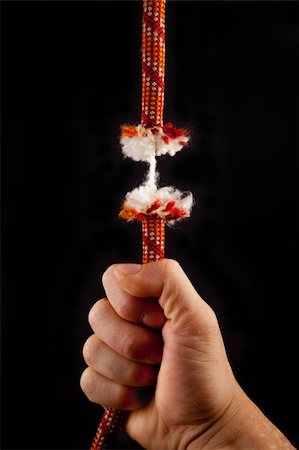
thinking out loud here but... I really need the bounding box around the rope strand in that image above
[90,1,167,448]
[90,219,165,450]
[141,0,166,128]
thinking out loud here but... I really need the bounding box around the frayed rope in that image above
[120,185,193,224]
[120,123,189,161]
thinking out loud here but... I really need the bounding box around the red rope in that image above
[142,216,165,264]
[90,218,165,450]
[141,0,166,128]
[90,408,126,450]
[90,0,166,448]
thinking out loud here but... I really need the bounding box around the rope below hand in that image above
[90,1,192,449]
[90,218,165,450]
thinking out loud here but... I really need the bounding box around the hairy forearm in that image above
[188,388,295,450]
[229,397,295,450]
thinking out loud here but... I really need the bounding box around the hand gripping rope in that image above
[90,1,193,449]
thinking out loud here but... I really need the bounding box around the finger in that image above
[83,334,157,387]
[112,259,214,324]
[102,266,166,330]
[89,299,163,364]
[80,367,153,410]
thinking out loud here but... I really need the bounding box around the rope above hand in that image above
[91,1,193,448]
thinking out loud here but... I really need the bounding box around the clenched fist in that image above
[81,260,294,449]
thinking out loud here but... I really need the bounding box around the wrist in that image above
[187,385,295,450]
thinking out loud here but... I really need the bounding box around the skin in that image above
[81,259,295,449]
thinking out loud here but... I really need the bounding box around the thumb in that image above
[113,259,215,327]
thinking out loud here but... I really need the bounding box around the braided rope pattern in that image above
[141,0,166,128]
[90,218,165,450]
[91,1,166,449]
[91,408,125,450]
[142,217,165,263]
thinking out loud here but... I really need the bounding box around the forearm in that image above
[188,388,295,450]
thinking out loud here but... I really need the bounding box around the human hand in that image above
[81,260,295,449]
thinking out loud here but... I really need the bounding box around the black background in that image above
[2,1,298,449]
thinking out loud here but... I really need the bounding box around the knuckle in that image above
[162,259,181,304]
[205,306,219,330]
[88,299,108,328]
[82,334,99,367]
[101,269,109,288]
[88,301,101,327]
[163,259,181,279]
[80,367,96,400]
[196,303,220,337]
[101,264,115,288]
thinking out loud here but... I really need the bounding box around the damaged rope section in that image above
[90,1,193,449]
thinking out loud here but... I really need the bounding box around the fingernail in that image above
[137,387,153,404]
[114,264,142,276]
[142,311,165,329]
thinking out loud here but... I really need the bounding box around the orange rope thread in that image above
[90,409,125,450]
[142,216,165,263]
[141,0,165,128]
[90,1,166,449]
[90,219,165,450]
